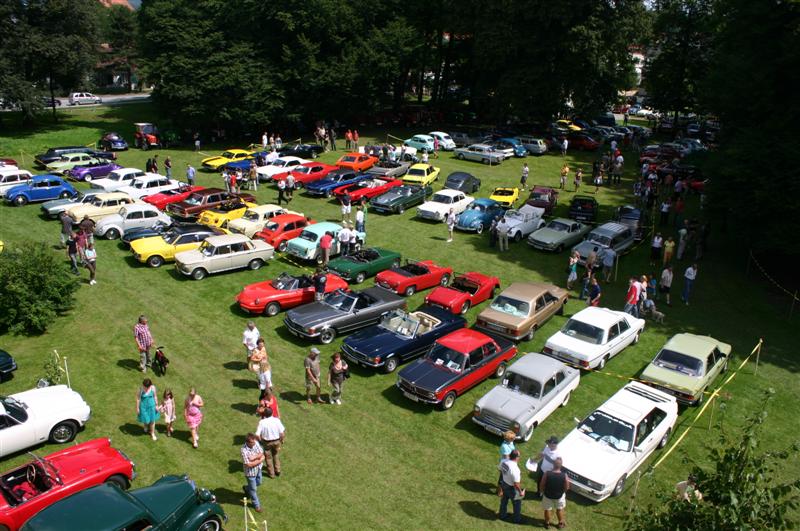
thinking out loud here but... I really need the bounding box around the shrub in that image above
[0,241,79,334]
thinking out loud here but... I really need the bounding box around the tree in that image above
[102,5,139,92]
[0,242,80,335]
[626,390,800,530]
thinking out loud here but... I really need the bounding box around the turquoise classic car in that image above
[403,134,435,153]
[286,221,366,265]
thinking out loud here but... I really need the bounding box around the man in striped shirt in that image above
[134,315,154,373]
[241,433,265,513]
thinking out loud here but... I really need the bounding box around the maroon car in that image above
[166,188,256,220]
[567,133,600,151]
[525,186,559,216]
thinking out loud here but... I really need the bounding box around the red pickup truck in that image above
[396,328,517,410]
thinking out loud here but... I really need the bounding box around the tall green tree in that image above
[102,4,139,92]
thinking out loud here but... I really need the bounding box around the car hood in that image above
[546,332,599,358]
[372,190,407,204]
[573,240,607,256]
[46,438,128,484]
[419,201,448,213]
[640,364,702,394]
[286,302,345,328]
[531,228,568,244]
[130,236,169,255]
[398,359,460,392]
[478,307,525,327]
[41,198,75,209]
[344,327,401,354]
[237,281,281,303]
[559,430,631,485]
[306,177,338,189]
[11,385,89,415]
[175,249,205,265]
[201,156,226,165]
[477,386,540,422]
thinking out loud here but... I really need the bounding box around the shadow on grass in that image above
[380,384,433,414]
[457,478,497,495]
[228,302,254,318]
[454,411,498,444]
[116,359,141,372]
[224,360,248,371]
[119,422,148,436]
[213,487,248,506]
[457,500,497,521]
[279,390,307,404]
[232,378,258,390]
[231,402,256,415]
[232,434,246,446]
[228,459,242,474]
[273,326,314,347]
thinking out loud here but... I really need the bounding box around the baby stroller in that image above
[153,346,170,376]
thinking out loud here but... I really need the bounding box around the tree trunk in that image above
[49,67,57,123]
[431,27,444,106]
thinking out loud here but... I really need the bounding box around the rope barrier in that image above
[748,250,800,301]
[242,497,268,530]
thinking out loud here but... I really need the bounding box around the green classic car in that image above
[20,475,227,531]
[527,217,592,252]
[327,247,402,284]
[640,333,731,406]
[44,153,102,175]
[369,184,431,214]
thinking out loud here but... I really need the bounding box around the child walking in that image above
[160,388,176,437]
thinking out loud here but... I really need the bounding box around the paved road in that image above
[58,92,152,107]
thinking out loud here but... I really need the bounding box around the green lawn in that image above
[0,105,797,530]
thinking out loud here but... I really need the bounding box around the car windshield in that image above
[1,396,27,423]
[184,194,204,206]
[588,233,612,246]
[503,372,542,398]
[274,159,289,166]
[531,192,550,201]
[561,318,605,345]
[380,312,419,337]
[578,410,634,452]
[505,210,523,220]
[271,273,299,290]
[199,241,215,256]
[490,296,529,317]
[294,166,311,174]
[263,221,279,232]
[546,220,570,232]
[408,168,425,176]
[426,344,466,372]
[221,151,237,158]
[132,181,146,189]
[243,210,261,221]
[107,172,124,181]
[432,193,452,204]
[493,189,514,196]
[322,290,358,312]
[298,230,318,242]
[652,348,704,376]
[164,232,184,244]
[342,156,357,162]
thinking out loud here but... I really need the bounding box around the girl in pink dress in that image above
[184,387,204,448]
[159,388,176,437]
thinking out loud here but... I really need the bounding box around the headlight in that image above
[586,479,605,491]
[473,405,481,416]
[512,422,520,433]
[306,327,316,334]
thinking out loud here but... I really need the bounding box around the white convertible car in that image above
[0,385,92,457]
[255,156,308,182]
[416,189,474,222]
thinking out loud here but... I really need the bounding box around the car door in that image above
[174,233,200,254]
[704,348,725,388]
[350,294,383,329]
[125,209,145,230]
[605,320,628,358]
[539,291,561,322]
[209,244,233,272]
[142,209,160,228]
[0,411,36,457]
[29,179,50,201]
[537,373,563,421]
[633,408,668,468]
[229,241,252,269]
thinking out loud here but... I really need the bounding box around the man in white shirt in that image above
[261,132,268,150]
[535,436,561,496]
[255,407,286,478]
[682,263,698,305]
[348,222,358,250]
[561,138,568,156]
[242,321,260,358]
[660,265,674,306]
[610,139,617,153]
[496,217,510,252]
[498,450,524,524]
[338,225,352,256]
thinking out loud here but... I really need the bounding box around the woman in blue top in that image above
[497,430,517,495]
[137,378,161,441]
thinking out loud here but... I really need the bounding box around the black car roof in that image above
[171,224,217,234]
[446,172,476,181]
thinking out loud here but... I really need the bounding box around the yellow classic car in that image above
[130,225,224,268]
[67,192,139,222]
[200,149,254,171]
[402,163,440,186]
[196,199,257,231]
[556,119,582,131]
[489,187,520,208]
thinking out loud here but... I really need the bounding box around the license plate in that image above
[403,391,419,402]
[288,328,298,337]
[486,425,503,436]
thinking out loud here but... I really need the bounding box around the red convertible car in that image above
[0,438,134,531]
[252,213,316,252]
[336,152,378,172]
[236,272,349,316]
[275,162,338,188]
[332,176,402,202]
[424,271,500,315]
[375,259,453,297]
[143,184,205,210]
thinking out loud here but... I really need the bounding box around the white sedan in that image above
[90,168,148,192]
[542,307,645,370]
[94,203,172,240]
[117,175,182,200]
[0,385,91,457]
[416,189,474,222]
[255,156,308,182]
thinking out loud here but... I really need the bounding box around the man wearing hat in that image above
[304,348,323,404]
[535,436,562,497]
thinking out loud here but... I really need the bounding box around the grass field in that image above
[0,104,797,530]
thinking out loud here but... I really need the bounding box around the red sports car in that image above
[143,184,205,210]
[332,176,402,202]
[336,152,378,172]
[375,259,453,297]
[236,272,349,316]
[0,438,134,531]
[0,158,18,168]
[275,162,338,188]
[424,271,500,315]
[252,213,316,252]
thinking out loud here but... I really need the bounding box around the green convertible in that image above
[640,333,731,406]
[327,247,401,284]
[369,184,432,214]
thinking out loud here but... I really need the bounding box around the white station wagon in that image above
[94,203,172,240]
[543,307,645,370]
[559,382,678,501]
[255,156,308,182]
[117,175,182,200]
[0,385,92,457]
[90,168,149,192]
[417,189,474,222]
[175,233,274,280]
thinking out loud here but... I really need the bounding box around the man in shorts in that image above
[340,194,352,223]
[539,457,569,529]
[304,348,323,404]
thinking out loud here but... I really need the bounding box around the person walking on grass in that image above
[159,388,176,437]
[682,263,698,305]
[340,193,352,223]
[600,247,616,283]
[497,431,516,496]
[650,232,663,266]
[566,251,579,290]
[277,178,286,205]
[243,321,261,359]
[520,163,529,191]
[304,347,324,404]
[134,315,154,372]
[587,277,602,306]
[136,378,160,441]
[446,208,455,243]
[337,224,351,256]
[497,216,510,252]
[328,352,348,405]
[82,242,97,285]
[186,164,196,186]
[66,231,80,275]
[540,457,569,529]
[498,449,524,524]
[79,215,95,245]
[257,388,280,418]
[184,387,204,449]
[574,167,582,192]
[255,407,285,478]
[623,277,641,317]
[249,338,271,397]
[561,138,568,156]
[534,436,562,497]
[559,163,569,190]
[663,236,675,265]
[241,433,265,513]
[164,156,172,179]
[319,232,333,267]
[59,211,72,248]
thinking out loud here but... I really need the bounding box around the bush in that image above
[0,242,79,334]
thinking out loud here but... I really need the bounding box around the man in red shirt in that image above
[319,231,333,267]
[623,277,640,317]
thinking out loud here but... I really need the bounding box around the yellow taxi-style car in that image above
[489,186,520,208]
[200,149,254,171]
[130,225,224,268]
[555,119,582,131]
[196,199,257,231]
[402,163,440,186]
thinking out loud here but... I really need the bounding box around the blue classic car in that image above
[0,349,17,379]
[305,169,369,197]
[495,138,528,157]
[5,175,77,206]
[341,305,466,373]
[98,132,129,151]
[223,151,269,173]
[455,198,504,233]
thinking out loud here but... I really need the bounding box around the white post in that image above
[63,356,71,388]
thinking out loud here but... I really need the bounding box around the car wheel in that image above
[404,285,416,297]
[482,158,489,165]
[441,391,457,410]
[262,302,282,317]
[612,475,627,497]
[721,359,729,373]
[439,274,450,286]
[633,331,640,344]
[557,301,566,316]
[192,268,207,280]
[696,391,704,406]
[84,175,93,182]
[598,355,609,370]
[384,357,399,374]
[475,223,484,234]
[105,474,129,490]
[513,231,522,243]
[355,271,366,284]
[457,153,465,160]
[561,391,571,407]
[315,253,324,266]
[325,190,332,198]
[49,420,78,444]
[105,228,121,240]
[494,362,507,378]
[277,240,288,252]
[59,191,71,199]
[556,244,564,253]
[522,424,535,442]
[658,428,671,449]
[248,259,264,270]
[397,206,405,214]
[147,255,164,268]
[319,328,336,345]
[13,195,28,206]
[460,300,471,315]
[523,326,537,342]
[197,517,222,531]
[296,181,304,189]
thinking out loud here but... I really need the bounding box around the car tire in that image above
[633,331,640,344]
[315,253,324,266]
[557,302,566,316]
[192,268,207,280]
[513,231,522,243]
[482,158,489,165]
[59,191,71,199]
[561,391,571,407]
[277,241,288,252]
[105,474,129,490]
[404,285,416,297]
[197,517,222,531]
[556,244,564,253]
[457,153,465,160]
[441,391,457,410]
[721,359,729,373]
[460,300,471,315]
[523,326,536,342]
[355,271,366,284]
[13,195,28,206]
[319,328,336,345]
[49,420,78,444]
[105,228,121,240]
[248,259,264,270]
[494,362,507,379]
[325,190,332,198]
[264,302,281,317]
[147,255,164,268]
[384,357,399,374]
[522,424,535,442]
[397,206,405,214]
[440,274,450,286]
[658,428,671,449]
[598,355,609,370]
[84,175,93,182]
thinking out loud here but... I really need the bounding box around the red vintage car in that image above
[375,259,453,297]
[336,152,378,172]
[275,162,338,188]
[0,438,134,531]
[143,184,205,210]
[525,186,559,216]
[424,272,500,315]
[332,176,402,202]
[236,272,349,316]
[0,158,18,168]
[396,328,518,409]
[567,132,600,151]
[252,213,315,252]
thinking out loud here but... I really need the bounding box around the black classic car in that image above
[369,184,431,214]
[443,172,481,193]
[277,143,325,159]
[0,349,17,380]
[568,194,599,223]
[283,287,406,344]
[121,220,186,246]
[341,306,466,373]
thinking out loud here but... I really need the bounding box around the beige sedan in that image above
[175,234,274,280]
[475,282,568,341]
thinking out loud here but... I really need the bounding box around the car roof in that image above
[190,188,224,196]
[203,234,250,246]
[249,204,284,213]
[21,483,145,530]
[550,217,577,225]
[532,186,556,192]
[410,163,434,170]
[172,224,218,234]
[469,143,493,149]
[591,222,630,236]
[662,333,722,360]
[94,192,132,200]
[570,306,625,328]
[113,167,144,175]
[472,198,498,206]
[509,352,569,378]
[434,189,462,197]
[500,282,557,300]
[29,174,63,182]
[0,168,31,175]
[438,328,491,352]
[446,172,474,181]
[306,221,341,233]
[599,382,676,423]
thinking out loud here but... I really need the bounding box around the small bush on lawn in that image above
[0,242,79,334]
